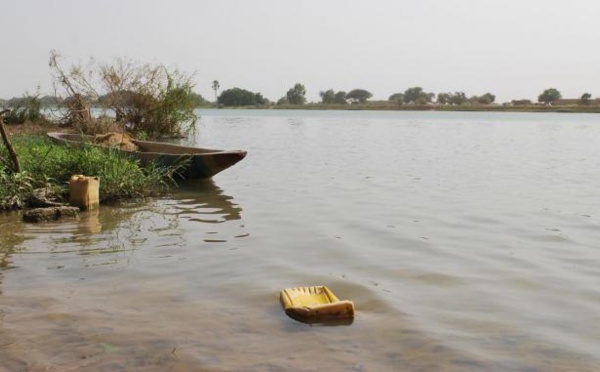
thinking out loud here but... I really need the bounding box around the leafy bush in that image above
[49,51,198,139]
[286,83,306,105]
[0,170,36,210]
[217,87,266,107]
[2,95,45,124]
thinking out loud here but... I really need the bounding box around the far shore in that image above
[203,102,600,114]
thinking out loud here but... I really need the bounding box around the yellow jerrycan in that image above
[69,175,100,210]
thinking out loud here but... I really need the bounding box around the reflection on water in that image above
[0,217,25,295]
[78,209,102,234]
[0,179,244,273]
[0,178,248,370]
[169,179,242,224]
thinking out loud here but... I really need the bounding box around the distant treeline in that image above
[212,83,598,109]
[0,92,211,109]
[0,95,58,107]
[2,84,597,111]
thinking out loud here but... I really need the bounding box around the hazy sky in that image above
[3,0,599,103]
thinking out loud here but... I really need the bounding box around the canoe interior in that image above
[48,133,225,155]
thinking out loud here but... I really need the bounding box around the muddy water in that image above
[2,110,600,371]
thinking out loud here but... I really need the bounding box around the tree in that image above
[449,91,467,106]
[346,89,372,104]
[333,91,347,104]
[212,80,220,102]
[320,89,335,104]
[218,87,264,106]
[276,96,289,105]
[538,88,562,106]
[190,93,209,107]
[436,92,450,105]
[403,87,433,104]
[389,93,405,105]
[580,92,592,105]
[255,93,269,105]
[404,87,423,104]
[49,51,198,139]
[286,83,306,105]
[477,92,496,105]
[1,93,45,124]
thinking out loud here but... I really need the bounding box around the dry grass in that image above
[3,121,61,136]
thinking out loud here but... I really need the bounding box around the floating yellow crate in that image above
[279,286,355,324]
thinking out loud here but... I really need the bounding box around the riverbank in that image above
[272,102,600,113]
[206,101,600,113]
[0,132,182,211]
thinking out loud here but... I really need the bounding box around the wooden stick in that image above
[0,109,21,173]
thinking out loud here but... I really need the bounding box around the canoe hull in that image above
[47,132,247,179]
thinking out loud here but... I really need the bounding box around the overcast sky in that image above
[2,0,599,103]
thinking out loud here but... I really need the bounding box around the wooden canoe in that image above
[47,132,247,179]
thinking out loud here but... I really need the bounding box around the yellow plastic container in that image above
[280,286,355,324]
[69,175,100,210]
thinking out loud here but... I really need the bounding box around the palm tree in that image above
[212,80,220,103]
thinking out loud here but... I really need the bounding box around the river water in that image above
[1,109,600,371]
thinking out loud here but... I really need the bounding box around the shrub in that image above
[0,170,36,210]
[2,95,45,124]
[49,51,198,139]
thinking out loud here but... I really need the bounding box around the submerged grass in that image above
[0,135,184,210]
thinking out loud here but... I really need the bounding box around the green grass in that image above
[0,135,184,210]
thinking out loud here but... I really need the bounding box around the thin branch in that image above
[0,109,21,173]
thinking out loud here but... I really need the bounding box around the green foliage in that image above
[476,93,496,105]
[333,91,347,104]
[2,94,45,124]
[389,93,405,105]
[144,71,198,138]
[0,136,182,210]
[255,93,269,105]
[218,87,265,106]
[449,92,467,106]
[346,89,373,103]
[436,91,476,106]
[286,83,306,105]
[403,87,434,104]
[276,96,289,105]
[538,88,562,106]
[190,92,209,107]
[436,92,450,105]
[580,93,592,105]
[320,89,335,104]
[319,89,347,105]
[0,171,36,210]
[49,51,198,139]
